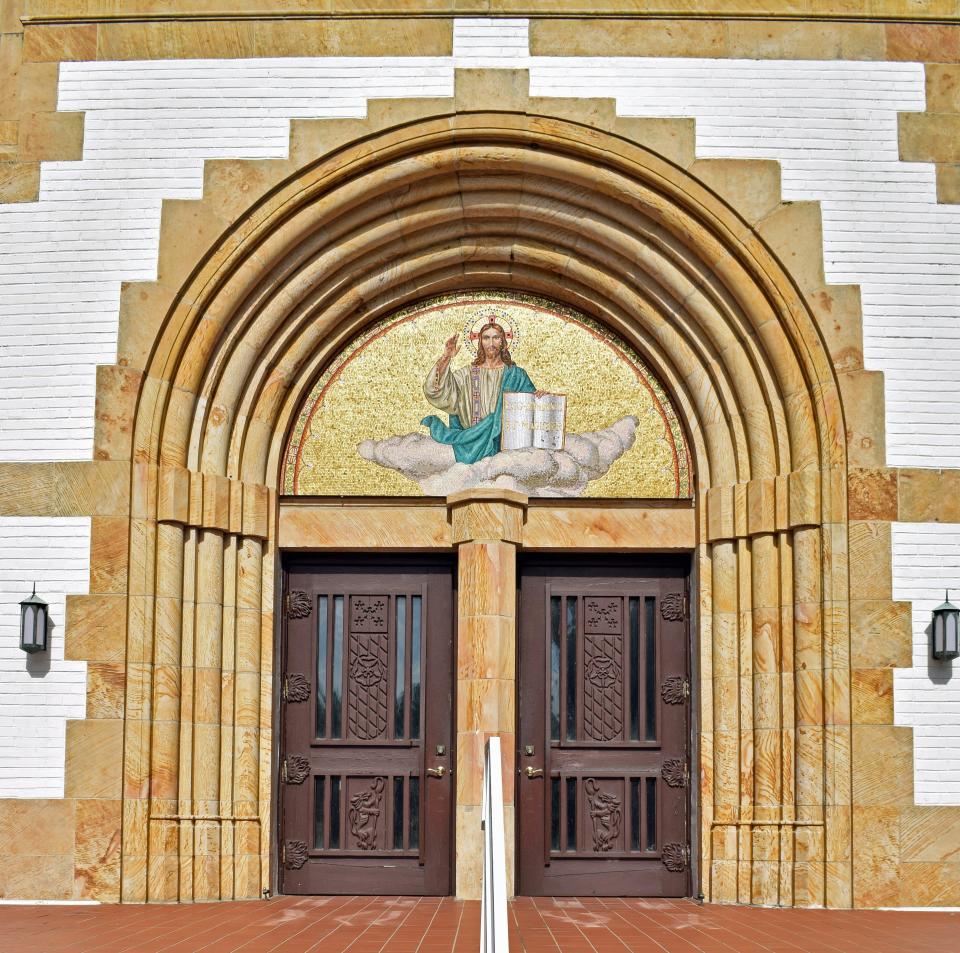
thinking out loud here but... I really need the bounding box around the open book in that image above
[501,392,567,451]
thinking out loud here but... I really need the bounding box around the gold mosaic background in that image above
[284,292,691,498]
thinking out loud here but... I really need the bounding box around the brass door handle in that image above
[426,766,445,778]
[525,767,544,778]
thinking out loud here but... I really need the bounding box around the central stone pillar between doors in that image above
[448,487,527,901]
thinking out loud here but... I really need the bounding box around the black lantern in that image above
[932,591,960,661]
[19,585,48,654]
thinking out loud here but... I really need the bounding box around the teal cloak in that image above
[421,364,535,464]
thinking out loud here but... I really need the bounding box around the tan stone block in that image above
[806,284,864,373]
[18,110,83,161]
[278,502,449,549]
[852,668,894,725]
[456,804,482,900]
[201,472,231,532]
[886,23,960,63]
[458,541,515,618]
[65,719,123,799]
[901,806,960,863]
[66,594,127,663]
[756,201,825,293]
[0,852,73,900]
[900,112,960,164]
[73,798,122,901]
[449,493,526,545]
[925,64,960,113]
[727,21,884,61]
[87,662,126,719]
[454,68,529,113]
[94,365,143,463]
[692,158,782,226]
[0,159,39,202]
[97,20,257,60]
[852,805,900,907]
[899,862,960,906]
[252,18,451,57]
[457,677,514,735]
[936,163,960,204]
[610,117,695,168]
[848,468,898,522]
[89,517,130,595]
[530,18,725,58]
[22,24,97,62]
[0,460,129,517]
[852,725,914,808]
[0,0,23,34]
[899,467,960,522]
[458,614,514,681]
[16,61,60,114]
[837,370,886,468]
[157,466,189,525]
[788,470,820,529]
[850,600,913,669]
[0,798,74,857]
[848,521,892,601]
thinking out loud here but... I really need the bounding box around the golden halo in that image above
[462,308,521,352]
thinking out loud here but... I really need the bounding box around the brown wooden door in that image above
[517,557,691,896]
[279,558,454,895]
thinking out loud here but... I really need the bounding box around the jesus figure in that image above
[421,320,543,464]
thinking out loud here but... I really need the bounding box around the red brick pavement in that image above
[1,896,958,953]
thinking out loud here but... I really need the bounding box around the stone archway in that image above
[94,70,857,906]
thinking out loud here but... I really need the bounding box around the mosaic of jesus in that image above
[284,292,691,499]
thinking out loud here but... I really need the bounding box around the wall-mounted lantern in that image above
[932,591,960,661]
[19,585,48,654]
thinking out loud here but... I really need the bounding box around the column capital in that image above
[446,488,528,545]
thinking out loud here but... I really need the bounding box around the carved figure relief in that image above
[348,777,385,850]
[286,590,312,619]
[660,675,688,705]
[347,633,388,740]
[284,840,308,869]
[661,842,687,872]
[284,673,311,703]
[283,755,310,785]
[661,758,687,788]
[583,633,623,741]
[660,592,684,622]
[585,779,621,852]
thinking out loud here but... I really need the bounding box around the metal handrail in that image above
[480,736,509,952]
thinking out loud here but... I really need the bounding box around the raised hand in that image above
[443,332,460,361]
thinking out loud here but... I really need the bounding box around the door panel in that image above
[518,557,691,896]
[280,560,454,895]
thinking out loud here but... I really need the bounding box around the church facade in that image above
[1,1,959,908]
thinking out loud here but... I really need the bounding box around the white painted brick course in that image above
[0,518,89,798]
[1,18,958,803]
[893,523,960,806]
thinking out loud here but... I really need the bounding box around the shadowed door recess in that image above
[518,557,691,897]
[280,559,454,895]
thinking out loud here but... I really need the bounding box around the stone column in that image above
[448,488,526,901]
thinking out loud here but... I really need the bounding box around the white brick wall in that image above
[0,17,957,802]
[0,518,89,798]
[893,524,960,805]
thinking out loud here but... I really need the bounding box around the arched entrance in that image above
[102,71,851,907]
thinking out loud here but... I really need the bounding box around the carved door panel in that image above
[517,557,691,896]
[280,559,454,895]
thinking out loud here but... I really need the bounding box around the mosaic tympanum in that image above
[284,292,690,498]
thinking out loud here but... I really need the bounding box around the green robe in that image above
[422,362,536,464]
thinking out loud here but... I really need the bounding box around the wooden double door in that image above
[517,557,692,896]
[279,558,455,895]
[278,555,691,897]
